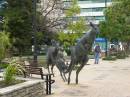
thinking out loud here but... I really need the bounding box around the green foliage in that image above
[65,0,80,17]
[67,17,87,33]
[0,64,9,69]
[58,30,84,47]
[102,56,117,61]
[36,32,44,45]
[0,31,11,61]
[103,51,128,60]
[58,0,88,48]
[2,0,33,55]
[3,59,25,85]
[116,51,127,59]
[99,0,130,42]
[4,64,17,85]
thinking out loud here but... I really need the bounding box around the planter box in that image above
[0,78,45,97]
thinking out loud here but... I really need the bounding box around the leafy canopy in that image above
[58,0,88,47]
[99,0,130,42]
[0,31,11,61]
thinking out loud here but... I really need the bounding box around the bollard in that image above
[44,74,55,95]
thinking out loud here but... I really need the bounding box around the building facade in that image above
[0,0,6,10]
[0,0,6,24]
[64,0,112,24]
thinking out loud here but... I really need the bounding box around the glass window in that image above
[94,16,105,20]
[78,0,111,2]
[84,16,105,20]
[78,0,112,4]
[81,7,105,12]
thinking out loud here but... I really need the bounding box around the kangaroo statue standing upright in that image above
[67,22,100,84]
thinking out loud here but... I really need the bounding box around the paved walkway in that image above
[46,57,130,97]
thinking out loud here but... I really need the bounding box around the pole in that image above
[32,0,38,66]
[105,38,108,56]
[105,0,107,7]
[105,0,108,57]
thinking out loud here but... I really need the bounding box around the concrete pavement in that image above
[46,57,130,97]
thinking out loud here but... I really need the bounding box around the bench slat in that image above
[24,65,44,79]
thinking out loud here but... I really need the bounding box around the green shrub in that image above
[0,64,9,69]
[116,51,126,59]
[102,56,117,61]
[3,65,17,85]
[64,48,71,56]
[3,59,25,85]
[0,32,11,61]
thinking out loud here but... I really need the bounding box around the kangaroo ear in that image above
[90,22,94,27]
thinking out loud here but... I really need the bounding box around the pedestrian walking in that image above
[94,43,101,64]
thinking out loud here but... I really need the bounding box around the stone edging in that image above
[0,78,45,97]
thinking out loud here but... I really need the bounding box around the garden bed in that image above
[0,79,25,88]
[0,78,45,97]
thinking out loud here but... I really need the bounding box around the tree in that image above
[2,0,65,55]
[58,0,88,48]
[0,31,11,62]
[99,0,130,52]
[3,0,33,55]
[37,0,65,44]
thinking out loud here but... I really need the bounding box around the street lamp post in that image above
[105,0,108,57]
[32,0,38,66]
[105,0,107,7]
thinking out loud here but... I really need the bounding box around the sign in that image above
[95,38,106,42]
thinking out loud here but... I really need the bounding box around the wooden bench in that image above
[24,65,55,94]
[24,65,45,79]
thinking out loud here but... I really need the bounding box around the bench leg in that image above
[41,74,44,79]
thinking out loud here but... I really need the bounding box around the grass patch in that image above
[37,56,47,67]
